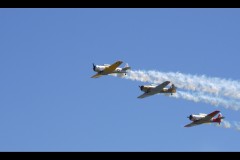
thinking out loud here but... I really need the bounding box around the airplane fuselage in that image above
[188,114,223,124]
[94,65,128,74]
[140,85,176,94]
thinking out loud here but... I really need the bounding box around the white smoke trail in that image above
[221,120,231,128]
[215,120,240,131]
[114,70,240,110]
[216,120,231,128]
[124,70,240,100]
[233,121,240,131]
[110,73,125,78]
[172,91,240,111]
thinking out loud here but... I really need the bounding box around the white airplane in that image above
[137,81,177,99]
[91,60,131,78]
[184,110,225,127]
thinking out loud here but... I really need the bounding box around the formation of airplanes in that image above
[91,60,226,128]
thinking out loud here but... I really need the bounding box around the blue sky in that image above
[1,8,240,151]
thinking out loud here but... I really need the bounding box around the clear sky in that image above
[1,8,240,151]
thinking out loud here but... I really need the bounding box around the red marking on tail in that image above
[213,114,222,125]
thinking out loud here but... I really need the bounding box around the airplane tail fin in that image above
[169,84,177,95]
[217,113,225,125]
[122,63,131,71]
[171,84,177,90]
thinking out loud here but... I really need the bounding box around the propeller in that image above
[139,85,144,91]
[92,63,96,71]
[187,115,193,120]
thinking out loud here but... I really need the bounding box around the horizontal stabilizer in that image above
[122,66,131,71]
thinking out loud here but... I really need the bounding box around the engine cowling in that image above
[188,114,206,121]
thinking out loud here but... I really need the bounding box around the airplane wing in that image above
[102,61,123,74]
[153,81,171,92]
[203,110,220,121]
[137,92,156,99]
[91,73,103,78]
[184,121,202,127]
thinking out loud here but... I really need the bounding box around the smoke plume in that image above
[172,91,240,111]
[124,70,240,100]
[121,70,240,110]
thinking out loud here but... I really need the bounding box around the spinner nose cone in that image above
[139,85,144,91]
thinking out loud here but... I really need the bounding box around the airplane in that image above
[184,110,225,127]
[91,60,131,78]
[137,81,177,99]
